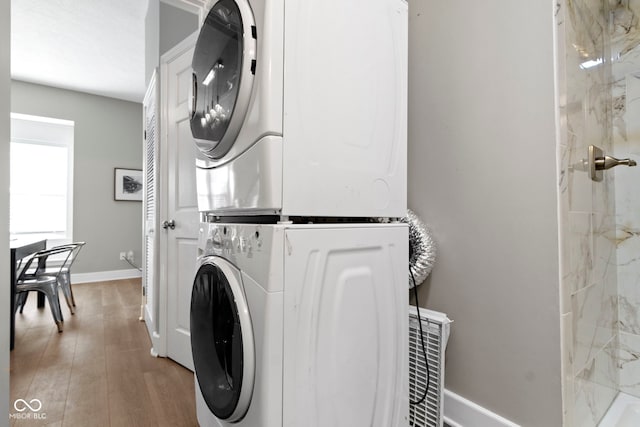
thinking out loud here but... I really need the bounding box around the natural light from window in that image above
[10,113,74,245]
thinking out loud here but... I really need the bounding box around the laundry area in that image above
[139,0,453,426]
[4,0,453,424]
[7,0,581,426]
[148,1,434,426]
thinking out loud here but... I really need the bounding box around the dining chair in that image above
[41,242,86,314]
[18,242,86,315]
[15,246,74,333]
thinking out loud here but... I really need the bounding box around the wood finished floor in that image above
[10,278,198,427]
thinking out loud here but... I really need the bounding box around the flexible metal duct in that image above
[402,209,436,288]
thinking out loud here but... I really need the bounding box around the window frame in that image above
[10,113,75,247]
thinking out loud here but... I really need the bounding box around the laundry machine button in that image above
[232,236,241,252]
[211,230,223,249]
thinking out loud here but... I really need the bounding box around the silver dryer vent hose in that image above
[402,209,437,289]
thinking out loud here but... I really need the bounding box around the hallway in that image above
[10,279,197,426]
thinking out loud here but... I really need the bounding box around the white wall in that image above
[0,0,10,424]
[11,81,143,275]
[408,1,562,425]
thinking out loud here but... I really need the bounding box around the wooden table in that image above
[10,238,46,350]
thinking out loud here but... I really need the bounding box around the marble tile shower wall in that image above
[611,0,640,399]
[556,0,619,426]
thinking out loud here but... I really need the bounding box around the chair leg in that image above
[64,272,76,307]
[70,286,76,307]
[41,285,64,333]
[57,275,74,315]
[17,292,28,313]
[14,292,25,314]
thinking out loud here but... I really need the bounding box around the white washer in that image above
[190,0,408,217]
[191,221,409,427]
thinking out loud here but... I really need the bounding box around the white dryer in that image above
[190,221,409,427]
[190,0,408,217]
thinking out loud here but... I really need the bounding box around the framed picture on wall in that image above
[114,168,143,201]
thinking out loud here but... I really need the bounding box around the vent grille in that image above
[409,306,452,427]
[143,71,158,316]
[145,78,156,223]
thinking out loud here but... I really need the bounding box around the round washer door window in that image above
[190,0,256,159]
[190,258,255,421]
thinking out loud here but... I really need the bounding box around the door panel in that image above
[162,38,199,371]
[177,121,199,207]
[282,226,409,427]
[176,239,198,334]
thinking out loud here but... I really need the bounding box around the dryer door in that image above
[190,0,256,160]
[190,256,255,422]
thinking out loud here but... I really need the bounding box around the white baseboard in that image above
[443,389,521,427]
[71,269,142,284]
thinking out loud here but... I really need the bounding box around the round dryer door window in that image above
[190,0,256,159]
[190,258,255,422]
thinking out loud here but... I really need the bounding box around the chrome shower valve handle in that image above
[589,145,637,182]
[595,155,637,170]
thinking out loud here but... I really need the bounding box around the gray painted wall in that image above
[1,0,10,423]
[160,2,199,56]
[11,81,142,275]
[146,1,198,85]
[145,0,160,85]
[408,1,562,426]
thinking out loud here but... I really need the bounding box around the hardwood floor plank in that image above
[10,279,197,427]
[144,365,198,427]
[16,359,72,425]
[63,346,109,427]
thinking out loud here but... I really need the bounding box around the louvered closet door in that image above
[143,69,163,356]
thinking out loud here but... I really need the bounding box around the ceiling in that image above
[11,0,149,103]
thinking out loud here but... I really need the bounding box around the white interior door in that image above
[143,69,162,355]
[161,34,199,371]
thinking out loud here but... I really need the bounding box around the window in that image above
[10,113,74,246]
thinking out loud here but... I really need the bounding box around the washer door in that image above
[189,0,256,160]
[190,257,255,422]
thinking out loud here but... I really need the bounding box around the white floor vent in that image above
[409,305,452,427]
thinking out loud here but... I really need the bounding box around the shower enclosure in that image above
[556,0,640,425]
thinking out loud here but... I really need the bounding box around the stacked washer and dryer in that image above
[188,1,409,426]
